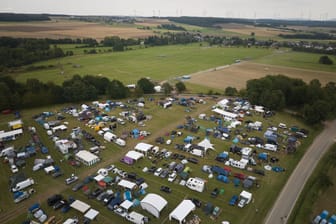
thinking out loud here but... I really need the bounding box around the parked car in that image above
[154,167,163,176]
[65,174,79,185]
[72,182,84,191]
[229,195,238,206]
[52,171,63,178]
[47,194,63,206]
[211,188,219,197]
[90,188,103,198]
[114,206,128,217]
[190,198,202,208]
[187,157,199,164]
[11,164,18,173]
[53,200,67,210]
[160,169,169,178]
[160,186,172,193]
[168,172,177,182]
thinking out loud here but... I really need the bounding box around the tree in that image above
[319,55,333,65]
[303,100,329,124]
[162,82,173,95]
[225,86,238,96]
[137,78,155,94]
[106,80,129,99]
[175,81,186,93]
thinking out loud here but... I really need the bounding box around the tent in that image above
[134,142,153,156]
[169,200,195,224]
[141,193,168,218]
[197,138,215,152]
[75,150,100,166]
[212,108,238,120]
[121,156,134,165]
[125,150,144,161]
[84,209,99,220]
[120,200,133,211]
[118,179,137,190]
[70,200,90,213]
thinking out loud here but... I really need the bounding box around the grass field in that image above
[10,44,273,85]
[254,50,336,73]
[0,95,318,224]
[288,144,336,224]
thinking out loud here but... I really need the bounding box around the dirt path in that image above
[264,120,336,224]
[0,99,214,224]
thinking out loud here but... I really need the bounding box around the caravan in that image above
[186,177,205,193]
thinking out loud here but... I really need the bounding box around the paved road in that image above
[265,120,336,224]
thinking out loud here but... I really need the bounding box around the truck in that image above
[12,178,34,192]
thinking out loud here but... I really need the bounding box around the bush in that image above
[319,55,333,65]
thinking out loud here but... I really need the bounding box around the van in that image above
[114,138,126,147]
[264,144,277,152]
[0,146,14,157]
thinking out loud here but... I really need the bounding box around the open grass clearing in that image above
[10,44,272,85]
[0,95,319,224]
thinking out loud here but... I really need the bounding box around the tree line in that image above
[0,13,50,22]
[0,75,186,111]
[0,37,67,70]
[245,75,336,124]
[279,32,336,40]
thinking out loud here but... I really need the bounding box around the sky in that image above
[0,0,335,20]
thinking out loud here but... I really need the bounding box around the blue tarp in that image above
[258,153,268,160]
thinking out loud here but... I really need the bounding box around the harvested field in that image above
[0,19,154,40]
[134,18,171,27]
[217,23,292,37]
[186,61,336,90]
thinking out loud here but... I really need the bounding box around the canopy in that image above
[125,150,144,161]
[134,142,153,155]
[212,108,238,119]
[118,179,137,190]
[197,138,215,151]
[120,200,133,210]
[169,200,195,224]
[70,200,90,213]
[84,209,99,220]
[75,150,100,166]
[141,193,168,218]
[94,174,105,182]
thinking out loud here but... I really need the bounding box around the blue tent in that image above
[124,191,132,201]
[218,152,229,159]
[184,136,193,143]
[41,146,48,154]
[132,129,140,138]
[258,153,268,161]
[217,175,230,183]
[232,137,239,144]
[233,178,240,187]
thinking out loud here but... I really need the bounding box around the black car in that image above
[211,188,219,197]
[136,177,145,186]
[160,169,169,178]
[160,186,172,193]
[89,188,103,198]
[103,194,115,205]
[187,157,199,164]
[47,194,63,206]
[189,198,202,208]
[177,154,185,160]
[53,200,67,210]
[148,166,156,173]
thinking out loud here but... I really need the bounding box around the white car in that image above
[114,207,128,217]
[154,167,163,176]
[11,164,18,173]
[168,172,177,182]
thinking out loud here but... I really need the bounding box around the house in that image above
[140,193,168,218]
[169,200,195,224]
[75,150,100,166]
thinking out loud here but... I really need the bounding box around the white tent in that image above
[125,150,144,161]
[84,209,99,220]
[197,138,215,152]
[75,150,100,166]
[118,179,137,190]
[212,108,238,119]
[70,200,90,213]
[134,143,153,155]
[141,193,168,218]
[120,200,133,211]
[169,200,195,224]
[94,174,105,182]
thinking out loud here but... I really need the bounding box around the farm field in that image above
[0,95,318,224]
[11,44,273,85]
[186,60,336,90]
[0,19,154,40]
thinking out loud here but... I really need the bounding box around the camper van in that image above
[126,211,148,224]
[12,178,34,192]
[0,146,14,157]
[104,132,117,142]
[186,177,205,192]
